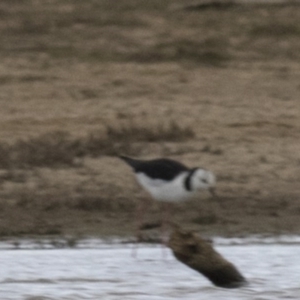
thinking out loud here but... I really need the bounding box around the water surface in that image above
[1,237,300,300]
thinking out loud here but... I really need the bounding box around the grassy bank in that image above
[0,0,300,65]
[0,0,300,238]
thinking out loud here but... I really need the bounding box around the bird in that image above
[119,155,217,245]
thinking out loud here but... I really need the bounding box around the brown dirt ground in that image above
[0,0,300,239]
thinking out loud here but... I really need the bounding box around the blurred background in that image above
[0,0,300,238]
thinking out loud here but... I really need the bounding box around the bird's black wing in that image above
[119,156,189,181]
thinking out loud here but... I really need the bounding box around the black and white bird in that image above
[119,155,217,203]
[119,155,217,247]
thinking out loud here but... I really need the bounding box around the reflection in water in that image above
[1,237,300,300]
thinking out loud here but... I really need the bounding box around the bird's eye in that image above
[201,178,208,184]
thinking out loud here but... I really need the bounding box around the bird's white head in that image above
[190,168,216,196]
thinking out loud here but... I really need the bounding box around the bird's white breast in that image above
[135,172,195,202]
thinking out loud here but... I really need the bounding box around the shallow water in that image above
[1,237,300,300]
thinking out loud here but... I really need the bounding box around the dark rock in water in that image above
[168,226,247,288]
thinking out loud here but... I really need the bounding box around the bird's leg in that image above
[160,202,172,256]
[132,197,152,258]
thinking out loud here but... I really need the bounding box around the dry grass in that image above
[0,1,300,238]
[82,121,195,157]
[0,119,196,231]
[106,121,195,142]
[6,182,134,213]
[0,121,195,169]
[0,131,78,169]
[130,37,231,66]
[1,0,300,65]
[250,22,300,37]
